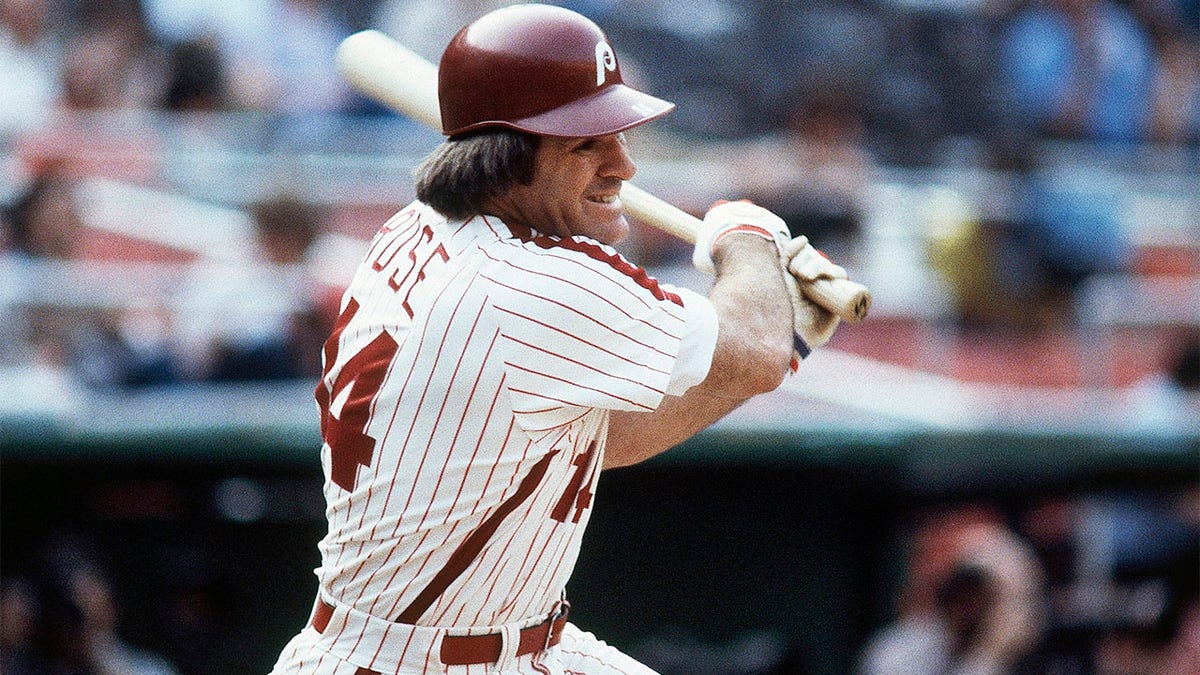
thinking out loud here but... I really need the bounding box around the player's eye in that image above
[574,133,625,154]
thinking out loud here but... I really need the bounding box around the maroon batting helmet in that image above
[437,4,674,138]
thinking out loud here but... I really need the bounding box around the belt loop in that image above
[496,623,521,669]
[545,599,570,652]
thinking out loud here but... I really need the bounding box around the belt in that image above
[311,599,569,668]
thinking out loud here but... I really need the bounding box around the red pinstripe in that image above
[355,276,487,616]
[502,332,670,393]
[507,372,652,411]
[508,407,594,437]
[408,299,492,535]
[397,448,559,623]
[484,236,676,312]
[428,425,570,624]
[482,255,685,345]
[505,517,569,620]
[352,235,479,535]
[501,221,683,307]
[495,301,676,365]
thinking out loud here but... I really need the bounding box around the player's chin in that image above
[582,201,629,244]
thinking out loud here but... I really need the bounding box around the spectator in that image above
[140,0,271,109]
[1016,489,1200,673]
[5,169,82,260]
[1,169,177,388]
[859,507,1047,675]
[57,0,159,112]
[1135,0,1200,144]
[171,194,336,382]
[27,542,180,675]
[142,0,351,118]
[0,0,63,134]
[66,565,180,674]
[10,0,164,183]
[0,577,41,674]
[997,0,1158,143]
[1020,175,1129,311]
[160,37,228,112]
[929,133,1130,329]
[1088,489,1200,675]
[736,80,876,265]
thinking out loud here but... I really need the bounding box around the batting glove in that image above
[783,235,849,283]
[780,236,844,370]
[784,271,841,371]
[692,200,790,276]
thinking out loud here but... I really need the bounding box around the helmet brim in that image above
[452,84,675,138]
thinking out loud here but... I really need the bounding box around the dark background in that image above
[3,404,1195,675]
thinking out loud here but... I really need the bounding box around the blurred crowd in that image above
[859,491,1199,675]
[0,169,340,392]
[2,539,180,675]
[1,0,1197,394]
[1,523,263,675]
[0,0,361,131]
[3,486,1194,674]
[1,0,1197,143]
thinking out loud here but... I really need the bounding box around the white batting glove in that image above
[781,235,848,282]
[785,271,841,370]
[692,200,790,275]
[779,236,845,370]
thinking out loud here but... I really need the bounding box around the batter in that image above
[271,5,846,673]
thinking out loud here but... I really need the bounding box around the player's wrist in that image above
[710,223,777,248]
[693,200,790,275]
[708,224,781,265]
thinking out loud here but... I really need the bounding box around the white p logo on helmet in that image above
[595,41,616,86]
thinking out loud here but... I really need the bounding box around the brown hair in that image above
[413,129,540,220]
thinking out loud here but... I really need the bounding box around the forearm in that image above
[605,389,745,468]
[604,236,792,468]
[702,236,794,397]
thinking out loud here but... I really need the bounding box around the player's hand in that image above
[692,200,790,275]
[782,235,848,283]
[784,271,840,370]
[781,235,845,369]
[780,235,845,370]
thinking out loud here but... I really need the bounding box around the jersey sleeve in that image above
[661,285,717,396]
[485,236,697,435]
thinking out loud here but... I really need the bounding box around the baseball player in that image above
[270,5,847,674]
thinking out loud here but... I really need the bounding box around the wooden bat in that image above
[335,30,871,322]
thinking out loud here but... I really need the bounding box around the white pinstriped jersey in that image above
[311,200,713,632]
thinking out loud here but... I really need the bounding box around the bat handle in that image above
[620,183,700,244]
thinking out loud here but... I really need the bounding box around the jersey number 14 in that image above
[315,298,398,491]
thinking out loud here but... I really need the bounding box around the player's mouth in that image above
[584,194,624,226]
[585,193,623,216]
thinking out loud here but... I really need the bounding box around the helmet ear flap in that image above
[437,4,673,138]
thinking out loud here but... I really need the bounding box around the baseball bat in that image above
[335,30,871,322]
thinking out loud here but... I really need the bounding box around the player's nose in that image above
[598,134,636,181]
